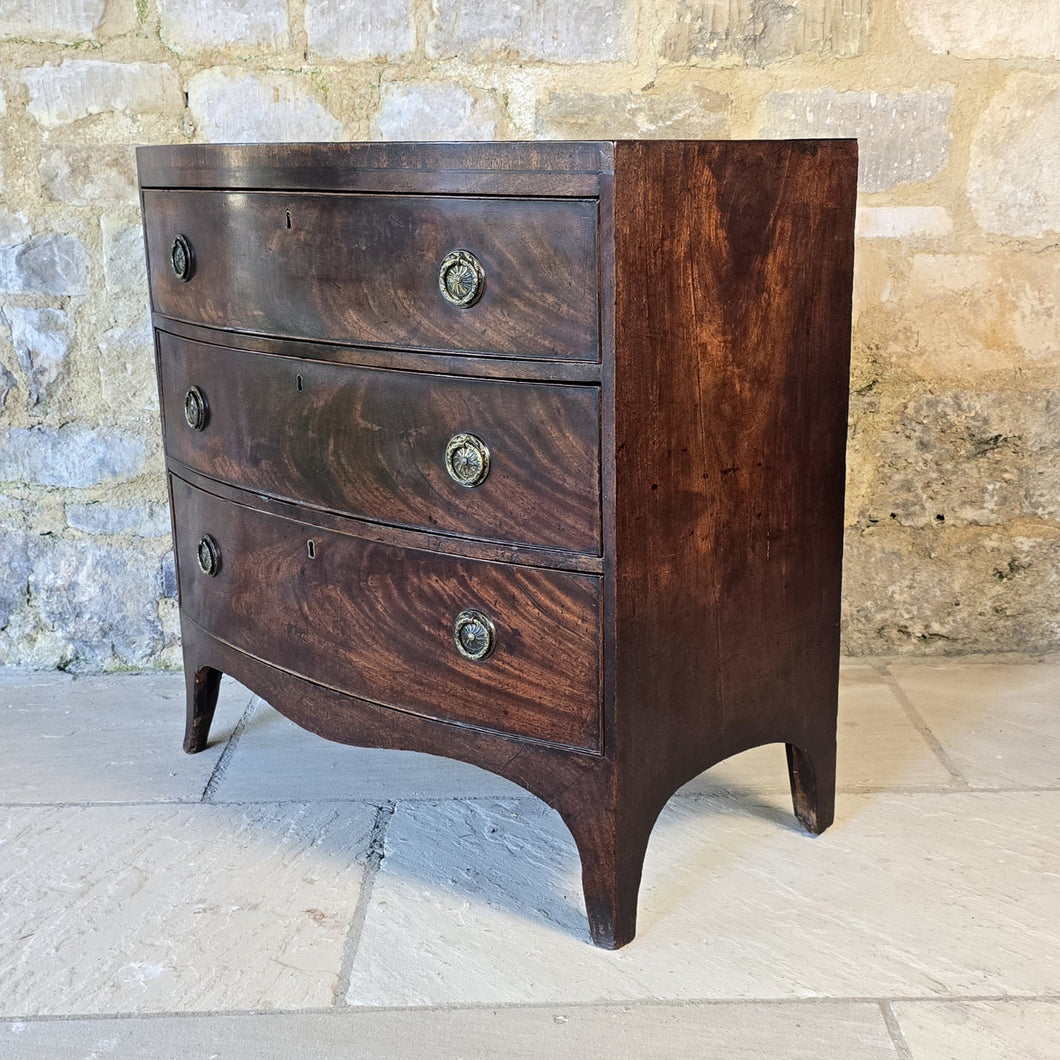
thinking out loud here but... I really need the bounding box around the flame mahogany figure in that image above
[138,140,857,948]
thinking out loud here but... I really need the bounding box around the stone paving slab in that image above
[0,802,375,1016]
[887,657,1060,788]
[0,672,252,804]
[0,1000,900,1059]
[348,790,1060,1005]
[892,998,1060,1060]
[684,661,953,795]
[213,699,526,803]
[214,661,949,804]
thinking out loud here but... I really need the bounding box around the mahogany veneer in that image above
[138,140,858,948]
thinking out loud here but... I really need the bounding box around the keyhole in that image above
[307,540,316,559]
[296,374,303,392]
[285,210,292,229]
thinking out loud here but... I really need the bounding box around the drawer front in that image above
[159,332,601,555]
[144,190,599,360]
[174,477,601,751]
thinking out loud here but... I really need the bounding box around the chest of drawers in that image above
[137,140,857,948]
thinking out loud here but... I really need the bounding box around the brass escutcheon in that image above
[444,432,490,488]
[184,386,207,431]
[453,609,496,661]
[197,534,221,577]
[171,234,194,282]
[438,249,484,308]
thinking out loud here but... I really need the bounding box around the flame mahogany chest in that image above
[137,140,857,948]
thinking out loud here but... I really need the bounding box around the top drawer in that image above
[142,190,599,361]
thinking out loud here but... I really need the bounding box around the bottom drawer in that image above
[172,476,602,751]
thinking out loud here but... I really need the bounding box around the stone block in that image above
[536,85,730,139]
[98,316,160,418]
[305,0,413,59]
[0,365,16,411]
[41,145,138,206]
[0,0,105,42]
[102,219,147,292]
[0,801,373,1011]
[0,233,87,295]
[23,537,165,667]
[0,210,30,246]
[851,244,891,325]
[886,252,1060,377]
[373,82,497,141]
[22,60,183,129]
[2,306,74,405]
[861,390,1048,529]
[661,0,871,65]
[66,502,171,536]
[888,658,1060,788]
[427,0,632,62]
[894,1000,1060,1060]
[0,527,31,630]
[157,0,289,53]
[897,0,1060,59]
[843,528,1060,654]
[0,671,231,802]
[0,424,147,488]
[969,73,1060,238]
[1020,391,1060,522]
[350,790,1060,1000]
[99,359,159,421]
[0,1003,901,1059]
[216,704,527,802]
[160,550,177,598]
[761,87,953,192]
[855,206,953,240]
[187,70,343,144]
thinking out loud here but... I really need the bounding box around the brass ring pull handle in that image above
[453,609,496,661]
[444,433,490,488]
[184,386,208,431]
[197,534,221,577]
[438,249,484,307]
[171,234,194,282]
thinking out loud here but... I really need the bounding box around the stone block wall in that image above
[0,0,1056,668]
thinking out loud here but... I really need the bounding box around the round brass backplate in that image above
[453,609,496,661]
[197,534,221,577]
[184,386,208,431]
[438,249,485,308]
[171,234,194,282]
[444,432,490,488]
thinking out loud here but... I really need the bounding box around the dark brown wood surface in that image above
[172,474,603,751]
[137,141,610,196]
[609,139,857,842]
[154,316,603,384]
[144,189,599,359]
[170,463,605,575]
[159,331,602,554]
[142,139,858,950]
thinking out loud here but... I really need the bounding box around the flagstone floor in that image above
[1,655,1057,1058]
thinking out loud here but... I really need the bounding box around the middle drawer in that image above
[159,332,601,555]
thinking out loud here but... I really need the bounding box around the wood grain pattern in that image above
[172,474,602,751]
[609,139,857,847]
[159,331,601,554]
[168,463,605,575]
[153,317,603,384]
[137,141,610,196]
[144,190,599,360]
[142,139,858,949]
